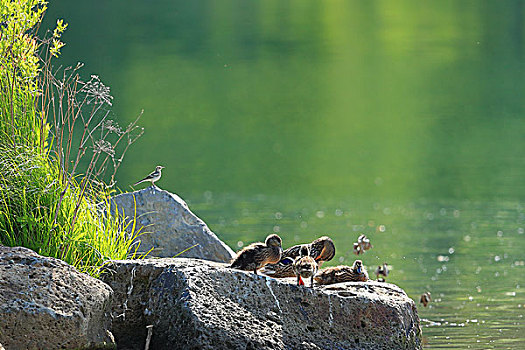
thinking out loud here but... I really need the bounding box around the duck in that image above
[353,242,363,255]
[374,262,389,280]
[420,292,431,307]
[260,236,335,278]
[293,245,318,287]
[357,234,372,251]
[314,260,369,285]
[230,234,282,274]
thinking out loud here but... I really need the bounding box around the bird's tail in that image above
[133,179,145,186]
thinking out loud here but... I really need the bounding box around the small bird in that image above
[261,236,335,278]
[293,245,318,287]
[230,234,282,274]
[420,292,432,307]
[374,262,389,280]
[133,165,165,186]
[314,260,369,285]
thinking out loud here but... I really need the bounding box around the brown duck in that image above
[374,262,389,280]
[314,260,369,285]
[420,292,431,307]
[357,234,372,251]
[353,242,363,255]
[261,236,335,278]
[230,234,282,274]
[293,245,318,287]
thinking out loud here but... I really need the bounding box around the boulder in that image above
[101,258,422,350]
[108,186,235,262]
[0,246,115,350]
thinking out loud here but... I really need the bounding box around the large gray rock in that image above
[102,258,422,350]
[0,246,115,350]
[108,186,235,262]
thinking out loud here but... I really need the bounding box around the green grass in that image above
[0,0,144,277]
[0,145,143,276]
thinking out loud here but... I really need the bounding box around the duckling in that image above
[314,260,369,285]
[283,236,336,265]
[259,256,295,278]
[230,234,282,274]
[420,292,432,307]
[293,245,318,287]
[353,242,363,255]
[261,236,335,278]
[357,234,373,251]
[374,262,389,280]
[308,236,336,265]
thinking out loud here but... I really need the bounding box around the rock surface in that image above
[0,246,115,350]
[102,258,422,350]
[108,186,235,262]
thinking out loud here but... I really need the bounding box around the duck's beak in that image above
[357,266,362,274]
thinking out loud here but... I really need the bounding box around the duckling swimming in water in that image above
[357,234,372,251]
[314,260,369,285]
[293,245,318,287]
[420,292,432,307]
[230,234,282,274]
[374,262,389,280]
[261,236,335,278]
[353,235,372,255]
[353,242,363,255]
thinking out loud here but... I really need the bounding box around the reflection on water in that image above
[44,0,525,348]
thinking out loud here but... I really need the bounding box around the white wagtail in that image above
[133,165,164,186]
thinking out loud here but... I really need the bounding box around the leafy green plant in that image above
[0,0,47,149]
[0,0,145,277]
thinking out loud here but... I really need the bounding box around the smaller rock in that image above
[108,186,235,262]
[0,246,115,350]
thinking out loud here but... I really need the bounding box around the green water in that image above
[45,1,525,348]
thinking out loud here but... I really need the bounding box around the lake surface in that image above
[44,1,525,348]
